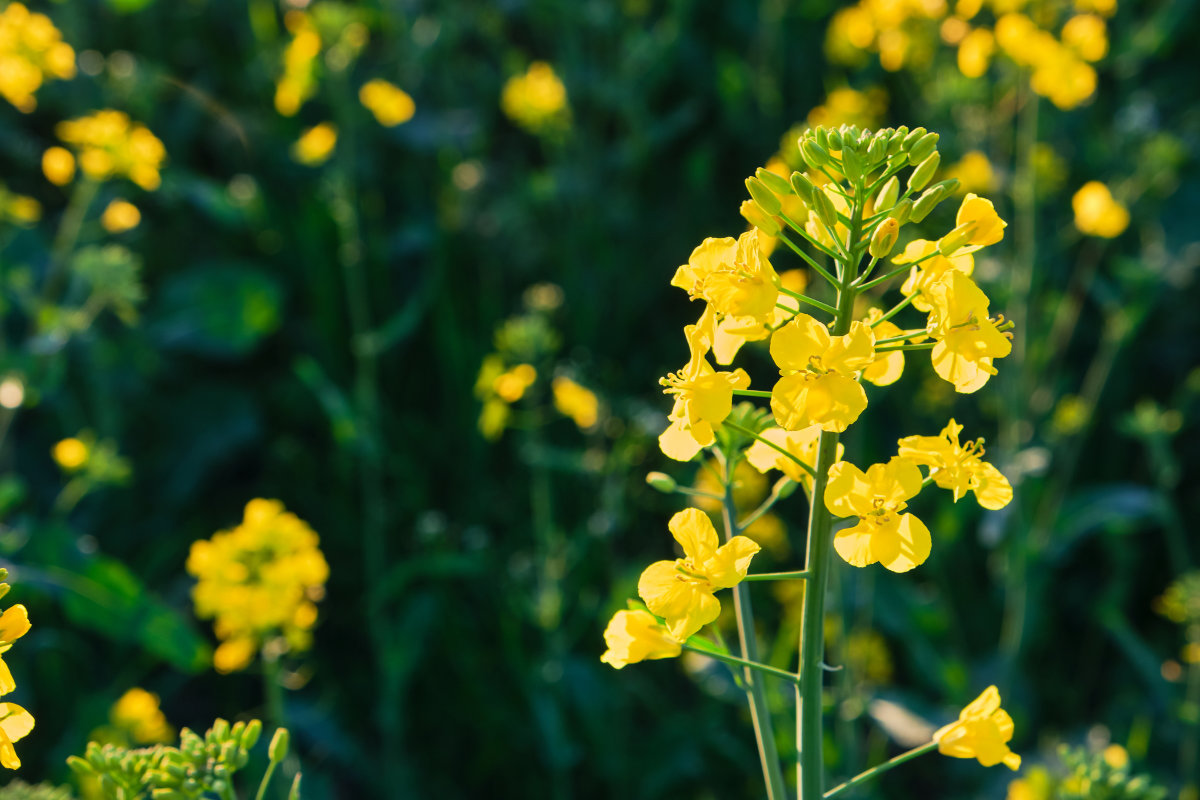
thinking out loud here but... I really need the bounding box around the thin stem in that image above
[255,757,281,800]
[871,294,916,327]
[732,389,774,399]
[779,285,838,316]
[42,178,99,303]
[823,742,938,798]
[744,570,811,582]
[672,486,725,502]
[875,342,935,353]
[855,262,914,291]
[681,643,802,685]
[871,329,928,346]
[777,228,841,286]
[719,451,788,800]
[724,421,817,479]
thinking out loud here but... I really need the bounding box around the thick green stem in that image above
[823,742,938,798]
[720,452,788,800]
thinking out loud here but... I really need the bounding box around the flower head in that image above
[0,2,75,113]
[600,610,682,669]
[359,79,415,127]
[825,457,931,572]
[56,111,166,191]
[501,61,569,134]
[898,419,1012,509]
[292,122,337,166]
[769,313,874,432]
[938,193,1006,255]
[110,688,174,745]
[637,509,759,639]
[925,270,1012,393]
[0,703,33,769]
[1072,181,1128,238]
[552,376,599,429]
[934,685,1022,770]
[673,231,780,328]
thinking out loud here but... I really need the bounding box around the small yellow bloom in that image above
[501,61,569,134]
[898,419,1012,509]
[0,2,76,113]
[600,609,682,669]
[53,437,90,470]
[939,193,1006,255]
[957,28,995,78]
[110,688,174,745]
[56,111,166,190]
[1072,181,1128,238]
[637,508,760,640]
[213,637,257,675]
[2,193,40,225]
[861,309,906,387]
[925,271,1012,393]
[674,231,779,326]
[552,376,598,429]
[291,122,337,166]
[769,313,874,432]
[944,151,994,195]
[359,79,416,127]
[825,457,931,572]
[42,146,75,186]
[1030,46,1096,110]
[275,14,320,116]
[0,703,34,769]
[0,605,31,695]
[493,363,537,403]
[934,685,1021,770]
[101,199,140,233]
[1061,14,1108,62]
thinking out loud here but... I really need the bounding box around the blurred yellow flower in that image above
[552,376,599,429]
[957,27,995,77]
[0,188,40,226]
[1072,181,1128,238]
[825,457,931,572]
[600,609,682,669]
[56,110,166,190]
[275,11,320,116]
[501,61,569,134]
[934,685,1021,770]
[1073,0,1116,17]
[359,79,415,127]
[53,437,90,470]
[1061,14,1108,61]
[0,703,34,769]
[187,499,329,674]
[944,151,994,195]
[100,199,140,233]
[806,86,887,131]
[42,146,75,186]
[493,363,537,403]
[110,688,174,745]
[291,122,337,166]
[0,2,76,113]
[898,419,1012,509]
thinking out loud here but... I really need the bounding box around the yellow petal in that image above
[878,513,931,573]
[705,536,761,589]
[825,461,873,518]
[770,313,830,371]
[0,606,30,644]
[668,508,720,564]
[600,609,681,669]
[825,321,876,374]
[658,419,705,462]
[962,685,1003,719]
[973,461,1013,510]
[833,518,900,568]
[0,659,13,695]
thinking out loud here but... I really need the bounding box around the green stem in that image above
[875,342,935,353]
[719,451,788,800]
[255,758,281,800]
[671,486,725,502]
[681,643,802,685]
[724,420,817,478]
[262,651,285,727]
[777,229,841,286]
[778,285,838,316]
[823,742,938,798]
[744,570,811,582]
[738,478,797,529]
[732,389,775,399]
[871,294,915,327]
[871,329,928,346]
[42,178,99,303]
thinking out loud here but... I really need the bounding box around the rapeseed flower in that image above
[925,270,1012,393]
[100,199,140,233]
[600,609,682,669]
[934,685,1022,770]
[1061,13,1107,62]
[1072,181,1128,238]
[56,111,166,191]
[42,146,75,186]
[637,509,759,639]
[187,499,328,674]
[291,122,337,166]
[944,150,995,195]
[0,589,32,771]
[52,437,89,470]
[552,376,599,429]
[824,457,931,572]
[938,193,1006,255]
[0,185,39,226]
[275,11,320,116]
[501,61,569,134]
[359,79,415,127]
[109,688,173,745]
[0,605,30,694]
[957,27,995,77]
[0,2,75,113]
[0,704,33,769]
[673,231,780,328]
[769,313,875,432]
[898,419,1012,509]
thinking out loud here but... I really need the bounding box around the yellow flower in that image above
[658,309,750,461]
[0,2,75,113]
[53,437,89,470]
[100,199,140,233]
[637,509,759,639]
[501,61,569,134]
[359,79,415,127]
[187,499,329,673]
[769,313,874,432]
[745,424,843,490]
[42,146,75,186]
[938,193,1006,255]
[552,376,598,429]
[56,111,166,190]
[944,151,994,195]
[674,231,779,326]
[291,122,337,166]
[0,605,31,695]
[925,270,1012,393]
[861,309,906,387]
[1061,14,1108,62]
[110,688,174,745]
[957,28,995,77]
[600,609,682,669]
[1073,0,1116,16]
[898,419,1012,509]
[1072,181,1128,238]
[493,363,537,403]
[824,457,931,572]
[1,191,40,226]
[934,685,1022,770]
[0,703,34,769]
[275,12,320,116]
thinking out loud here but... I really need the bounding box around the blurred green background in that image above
[1,0,1198,797]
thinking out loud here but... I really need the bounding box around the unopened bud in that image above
[755,167,793,197]
[268,728,290,763]
[288,773,303,800]
[889,197,913,226]
[908,151,941,193]
[814,127,830,150]
[902,126,927,150]
[790,171,816,204]
[886,151,909,170]
[907,132,940,165]
[866,131,889,164]
[241,719,263,750]
[874,176,900,212]
[888,127,908,155]
[774,477,798,499]
[937,223,976,256]
[909,185,946,223]
[811,188,838,230]
[67,756,95,776]
[745,177,781,216]
[801,139,830,170]
[739,199,780,236]
[645,472,677,493]
[869,218,900,258]
[930,177,960,196]
[840,145,862,183]
[826,128,843,150]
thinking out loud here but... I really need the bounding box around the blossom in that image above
[501,61,569,134]
[898,419,1012,509]
[861,309,907,387]
[187,499,329,673]
[673,231,779,327]
[0,703,33,769]
[745,424,842,490]
[110,688,174,745]
[359,79,415,127]
[42,146,75,186]
[56,111,166,191]
[938,193,1006,255]
[492,364,536,403]
[52,437,89,470]
[925,270,1012,393]
[291,122,337,166]
[824,457,931,572]
[100,199,140,233]
[896,239,975,313]
[944,151,995,195]
[600,610,682,669]
[1061,14,1108,62]
[637,509,759,639]
[275,11,320,116]
[0,2,75,113]
[0,605,30,695]
[934,685,1022,770]
[769,313,874,432]
[1072,181,1128,238]
[552,376,598,429]
[957,28,995,78]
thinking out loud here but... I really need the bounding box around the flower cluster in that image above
[0,570,34,770]
[108,689,174,746]
[275,10,321,116]
[54,111,166,191]
[187,499,329,674]
[0,2,75,113]
[500,61,569,135]
[1072,180,1129,238]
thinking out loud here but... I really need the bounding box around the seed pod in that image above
[908,151,941,193]
[874,175,900,212]
[902,126,927,150]
[907,131,940,165]
[755,167,793,196]
[746,176,782,216]
[790,171,816,204]
[869,218,900,258]
[909,185,947,223]
[801,139,831,170]
[740,199,781,236]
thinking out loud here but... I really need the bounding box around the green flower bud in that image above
[874,176,900,212]
[937,222,976,256]
[908,151,941,193]
[775,477,798,499]
[892,197,914,223]
[826,128,842,150]
[269,728,290,763]
[886,151,909,170]
[0,584,9,603]
[790,171,816,204]
[211,719,229,741]
[907,131,940,165]
[840,145,862,183]
[866,131,889,165]
[869,218,900,258]
[813,127,830,150]
[801,139,830,170]
[902,126,927,150]
[909,185,947,223]
[739,199,781,236]
[745,177,782,216]
[67,756,96,775]
[812,187,838,230]
[288,773,303,800]
[645,472,677,493]
[888,127,908,155]
[930,177,960,196]
[755,167,793,196]
[241,719,263,750]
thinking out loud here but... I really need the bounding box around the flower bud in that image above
[826,128,843,150]
[740,199,781,236]
[907,131,940,165]
[288,773,303,800]
[840,145,862,183]
[909,185,946,223]
[68,756,96,775]
[888,127,908,155]
[745,176,781,216]
[645,472,677,493]
[813,127,830,149]
[269,728,290,763]
[775,477,798,499]
[790,171,816,204]
[869,218,900,258]
[908,151,941,193]
[889,197,913,225]
[241,719,263,750]
[811,188,838,230]
[937,222,976,255]
[874,176,900,212]
[866,131,889,164]
[886,151,909,170]
[901,126,927,150]
[801,139,830,170]
[755,167,793,196]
